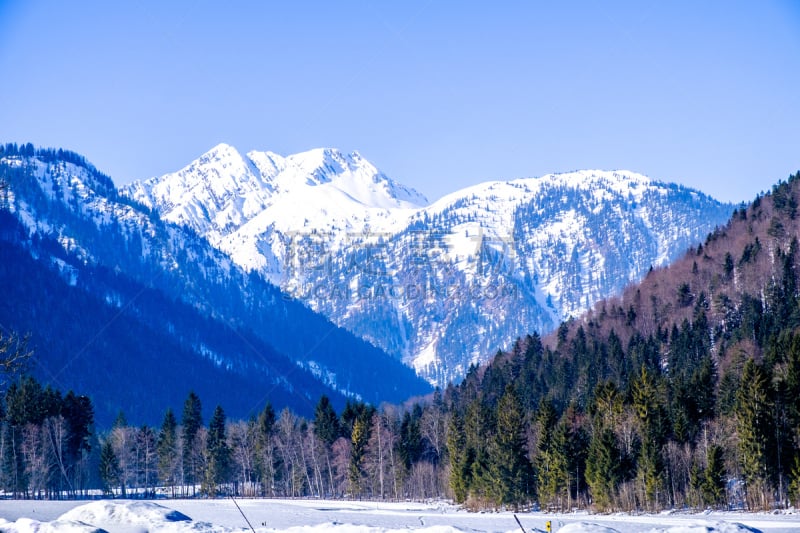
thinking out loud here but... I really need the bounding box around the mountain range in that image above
[0,144,431,425]
[3,141,797,509]
[125,144,735,386]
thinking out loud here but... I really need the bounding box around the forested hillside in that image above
[0,211,346,425]
[439,172,800,511]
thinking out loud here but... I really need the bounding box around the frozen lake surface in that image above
[0,498,799,533]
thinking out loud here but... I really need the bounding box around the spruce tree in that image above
[1,423,25,497]
[398,408,423,473]
[734,359,775,509]
[636,437,662,511]
[537,418,570,510]
[446,411,470,503]
[98,438,120,496]
[701,445,727,508]
[181,391,203,495]
[137,425,157,495]
[313,395,340,446]
[486,385,531,510]
[157,409,178,497]
[585,427,620,510]
[255,403,277,497]
[632,365,666,509]
[463,396,493,504]
[349,416,368,495]
[113,411,128,429]
[788,454,800,507]
[204,405,230,496]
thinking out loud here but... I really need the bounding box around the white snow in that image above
[558,524,621,533]
[120,147,678,328]
[411,339,440,373]
[0,499,796,533]
[123,144,429,286]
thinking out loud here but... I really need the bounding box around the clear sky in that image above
[0,1,798,204]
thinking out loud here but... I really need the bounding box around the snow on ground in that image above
[0,499,798,533]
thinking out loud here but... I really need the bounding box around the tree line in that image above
[0,375,94,498]
[0,363,448,500]
[2,292,800,509]
[97,392,448,500]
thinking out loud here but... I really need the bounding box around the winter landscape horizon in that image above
[1,140,800,529]
[2,2,800,531]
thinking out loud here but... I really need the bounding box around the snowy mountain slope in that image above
[127,144,426,271]
[126,146,735,387]
[311,170,734,385]
[0,145,431,423]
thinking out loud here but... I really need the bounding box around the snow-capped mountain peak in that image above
[285,147,350,184]
[125,146,733,387]
[123,145,428,243]
[253,146,428,209]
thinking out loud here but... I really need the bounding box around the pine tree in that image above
[485,385,531,510]
[313,395,340,446]
[204,405,230,496]
[98,438,120,495]
[734,359,775,509]
[181,391,203,495]
[157,409,178,497]
[585,427,620,510]
[255,403,278,497]
[446,411,470,503]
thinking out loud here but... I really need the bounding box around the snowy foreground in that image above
[0,499,799,533]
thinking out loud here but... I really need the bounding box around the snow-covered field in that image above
[1,499,799,533]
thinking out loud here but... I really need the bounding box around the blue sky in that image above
[0,1,798,203]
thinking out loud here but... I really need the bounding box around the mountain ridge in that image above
[0,143,432,424]
[125,144,735,386]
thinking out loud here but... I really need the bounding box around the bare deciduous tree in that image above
[0,332,31,387]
